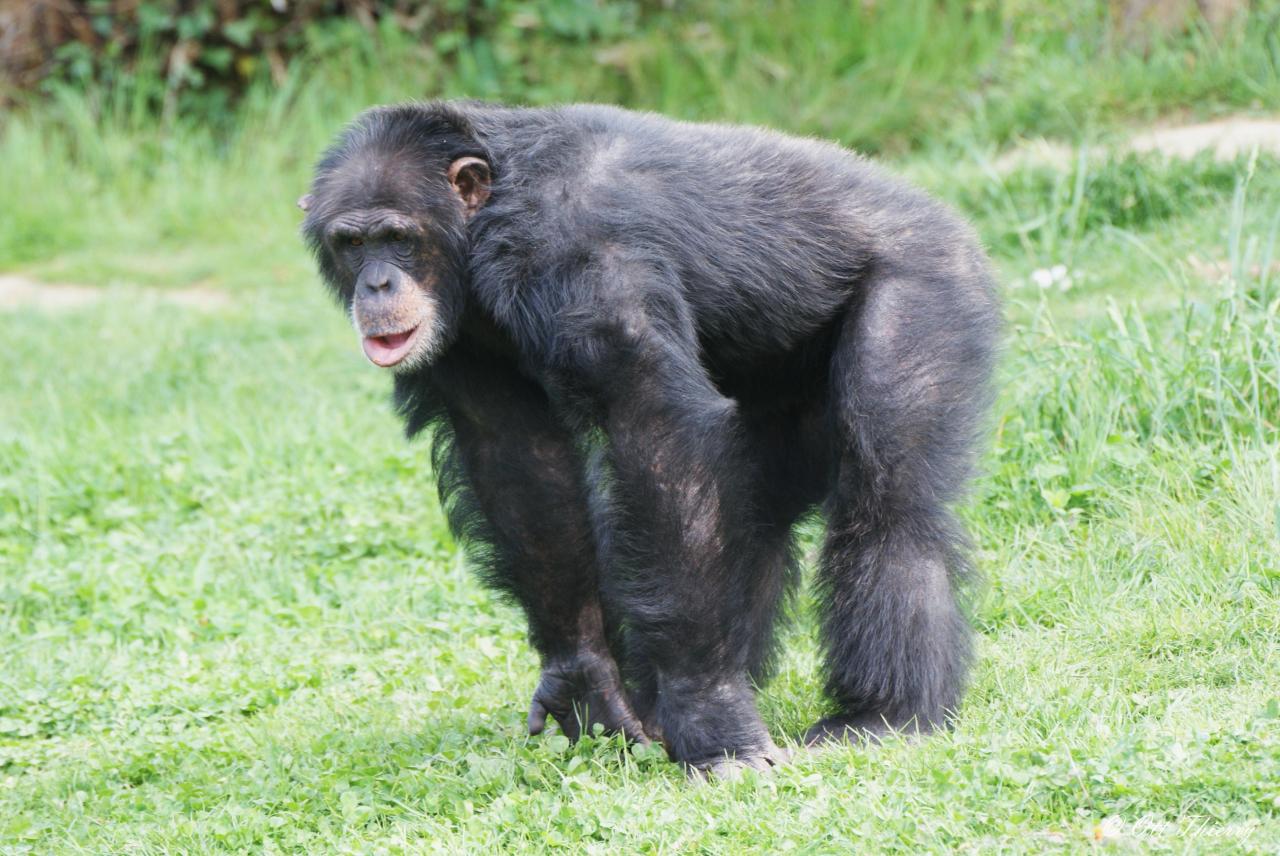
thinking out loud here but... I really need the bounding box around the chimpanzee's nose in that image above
[358,261,397,295]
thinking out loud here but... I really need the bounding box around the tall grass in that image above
[978,155,1279,544]
[3,0,1279,275]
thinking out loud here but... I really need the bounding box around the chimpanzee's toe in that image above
[686,740,792,782]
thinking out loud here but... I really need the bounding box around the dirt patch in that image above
[1186,255,1280,282]
[1129,118,1280,160]
[0,274,230,312]
[995,116,1280,173]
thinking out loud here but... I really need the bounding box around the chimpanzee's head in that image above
[300,104,490,372]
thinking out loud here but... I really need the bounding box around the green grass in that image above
[2,3,1280,853]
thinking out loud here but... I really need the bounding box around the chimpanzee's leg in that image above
[807,265,997,744]
[738,400,833,682]
[426,347,646,742]
[554,273,796,777]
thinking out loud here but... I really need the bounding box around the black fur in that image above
[303,101,1000,773]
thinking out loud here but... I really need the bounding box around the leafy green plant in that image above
[958,152,1251,260]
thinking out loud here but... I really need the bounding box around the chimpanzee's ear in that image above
[447,157,491,218]
[297,193,313,212]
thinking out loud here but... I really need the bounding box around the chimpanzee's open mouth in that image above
[361,325,421,367]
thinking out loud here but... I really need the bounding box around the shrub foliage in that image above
[0,1,650,116]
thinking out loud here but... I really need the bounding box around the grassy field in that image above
[1,3,1279,853]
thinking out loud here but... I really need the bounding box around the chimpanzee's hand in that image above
[527,648,649,744]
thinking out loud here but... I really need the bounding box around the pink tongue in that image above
[361,328,416,366]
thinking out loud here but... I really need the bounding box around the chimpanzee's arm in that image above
[544,257,790,774]
[423,347,646,742]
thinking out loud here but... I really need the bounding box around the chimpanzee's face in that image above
[320,207,445,370]
[302,151,490,373]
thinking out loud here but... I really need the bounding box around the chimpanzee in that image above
[300,101,999,778]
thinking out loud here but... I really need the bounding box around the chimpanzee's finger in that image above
[602,695,651,744]
[550,704,582,741]
[527,698,549,736]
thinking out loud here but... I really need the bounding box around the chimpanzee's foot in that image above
[687,741,792,781]
[654,675,788,779]
[803,711,933,747]
[527,647,649,743]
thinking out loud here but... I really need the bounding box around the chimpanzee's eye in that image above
[389,229,406,243]
[349,236,363,247]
